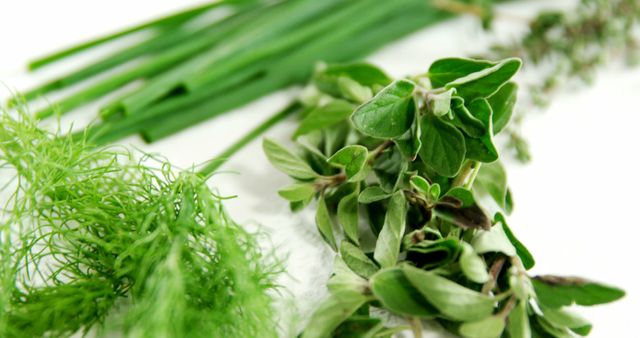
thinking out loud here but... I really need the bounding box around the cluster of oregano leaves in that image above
[263,58,625,338]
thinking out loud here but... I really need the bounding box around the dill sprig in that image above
[0,111,280,337]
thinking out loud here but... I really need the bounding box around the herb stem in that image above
[452,160,479,187]
[409,317,423,338]
[497,295,518,319]
[482,255,507,294]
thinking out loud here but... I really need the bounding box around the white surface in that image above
[1,1,638,337]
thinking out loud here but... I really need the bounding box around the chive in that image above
[33,5,264,119]
[27,2,221,70]
[108,0,345,117]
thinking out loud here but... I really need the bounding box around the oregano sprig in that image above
[264,58,624,337]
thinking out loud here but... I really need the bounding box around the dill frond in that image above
[0,111,280,337]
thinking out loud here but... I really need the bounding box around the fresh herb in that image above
[264,58,624,337]
[7,0,485,144]
[0,111,280,337]
[488,0,640,161]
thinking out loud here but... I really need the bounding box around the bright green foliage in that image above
[0,112,279,337]
[264,57,624,337]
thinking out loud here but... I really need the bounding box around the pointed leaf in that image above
[459,316,506,338]
[488,82,518,134]
[302,290,369,338]
[370,268,439,317]
[373,191,406,268]
[419,115,466,177]
[428,58,495,88]
[352,80,416,139]
[340,240,379,278]
[316,196,337,251]
[338,192,360,244]
[294,100,354,138]
[328,145,368,179]
[358,186,391,204]
[495,213,535,270]
[460,242,490,284]
[445,58,522,101]
[531,276,625,308]
[263,138,318,180]
[278,183,316,202]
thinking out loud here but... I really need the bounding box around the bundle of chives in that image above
[13,0,460,145]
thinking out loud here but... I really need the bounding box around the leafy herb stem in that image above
[409,316,423,338]
[452,161,480,187]
[497,295,518,319]
[315,173,347,192]
[367,140,393,163]
[482,255,507,294]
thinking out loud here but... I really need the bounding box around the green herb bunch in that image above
[0,112,279,337]
[489,0,640,161]
[263,58,625,337]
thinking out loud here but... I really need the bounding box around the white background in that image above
[1,1,638,337]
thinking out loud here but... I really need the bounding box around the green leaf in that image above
[316,196,338,251]
[340,240,379,278]
[358,186,390,204]
[338,191,360,244]
[263,138,318,180]
[406,238,460,269]
[402,265,496,321]
[459,242,490,284]
[419,115,466,177]
[410,176,431,195]
[328,145,368,179]
[338,76,373,103]
[278,183,316,202]
[328,256,368,294]
[302,290,369,338]
[471,223,516,256]
[428,58,495,88]
[445,58,522,101]
[332,317,385,338]
[394,111,422,160]
[450,97,486,138]
[352,79,416,139]
[540,306,592,336]
[294,100,354,138]
[495,213,535,270]
[507,300,531,338]
[474,161,509,212]
[370,268,439,317]
[488,82,518,134]
[464,99,498,163]
[314,62,392,96]
[428,88,455,117]
[459,316,506,338]
[373,191,406,268]
[443,187,475,207]
[531,276,625,308]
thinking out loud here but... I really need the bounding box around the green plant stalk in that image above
[107,0,345,118]
[33,4,267,119]
[27,1,223,70]
[142,0,448,141]
[198,102,303,177]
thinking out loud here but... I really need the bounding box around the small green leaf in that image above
[464,99,498,163]
[278,183,316,202]
[459,316,506,338]
[263,138,319,180]
[314,62,392,97]
[429,183,441,201]
[428,58,495,88]
[419,115,466,177]
[328,256,368,294]
[445,58,522,101]
[471,223,516,256]
[370,268,439,317]
[394,111,422,160]
[340,240,379,278]
[294,100,354,138]
[358,186,391,204]
[338,192,360,244]
[507,300,531,338]
[495,213,535,270]
[540,305,592,336]
[531,276,625,308]
[338,76,373,103]
[316,196,338,251]
[406,238,460,269]
[459,242,490,284]
[450,97,486,138]
[373,191,406,268]
[302,290,369,338]
[410,175,431,194]
[328,145,368,179]
[352,80,416,139]
[488,82,518,134]
[402,265,496,321]
[474,161,509,212]
[428,88,455,117]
